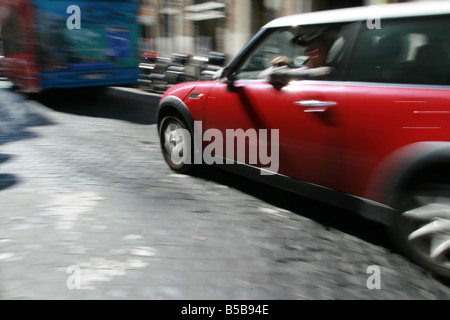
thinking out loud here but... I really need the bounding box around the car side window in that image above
[347,15,450,86]
[235,30,306,80]
[234,23,356,81]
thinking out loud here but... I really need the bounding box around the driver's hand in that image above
[267,68,290,88]
[271,56,293,67]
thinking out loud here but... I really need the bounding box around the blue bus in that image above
[0,0,140,92]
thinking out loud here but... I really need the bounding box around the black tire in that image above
[158,115,193,174]
[390,177,450,281]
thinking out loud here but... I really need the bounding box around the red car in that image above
[158,2,450,280]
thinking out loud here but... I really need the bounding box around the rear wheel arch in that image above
[373,142,450,281]
[387,143,450,208]
[366,142,450,209]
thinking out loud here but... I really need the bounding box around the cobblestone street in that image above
[0,81,449,300]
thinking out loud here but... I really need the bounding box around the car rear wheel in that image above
[158,115,192,173]
[391,180,450,281]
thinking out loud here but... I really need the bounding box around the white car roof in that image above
[264,1,450,28]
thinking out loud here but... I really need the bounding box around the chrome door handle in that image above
[295,100,337,110]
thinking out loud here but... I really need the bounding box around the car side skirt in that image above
[213,156,397,227]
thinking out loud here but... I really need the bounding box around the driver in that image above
[260,35,333,86]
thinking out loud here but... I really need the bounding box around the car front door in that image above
[204,26,352,187]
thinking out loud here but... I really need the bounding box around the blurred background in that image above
[134,0,434,91]
[138,0,429,60]
[0,0,438,93]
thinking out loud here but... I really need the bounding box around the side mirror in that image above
[216,67,238,91]
[212,67,224,80]
[218,66,233,81]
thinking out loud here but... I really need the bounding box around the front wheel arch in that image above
[157,96,195,135]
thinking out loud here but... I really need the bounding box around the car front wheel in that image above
[158,115,192,173]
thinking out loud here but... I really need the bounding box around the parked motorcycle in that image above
[138,53,171,93]
[138,51,227,93]
[199,51,227,80]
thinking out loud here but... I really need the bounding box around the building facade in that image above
[138,0,415,59]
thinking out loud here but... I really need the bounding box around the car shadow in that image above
[30,86,160,125]
[191,165,394,251]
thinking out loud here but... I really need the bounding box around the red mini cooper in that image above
[158,2,450,280]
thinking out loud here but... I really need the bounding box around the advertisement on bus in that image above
[0,0,140,92]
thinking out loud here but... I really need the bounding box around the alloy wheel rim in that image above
[163,121,185,161]
[402,188,450,269]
